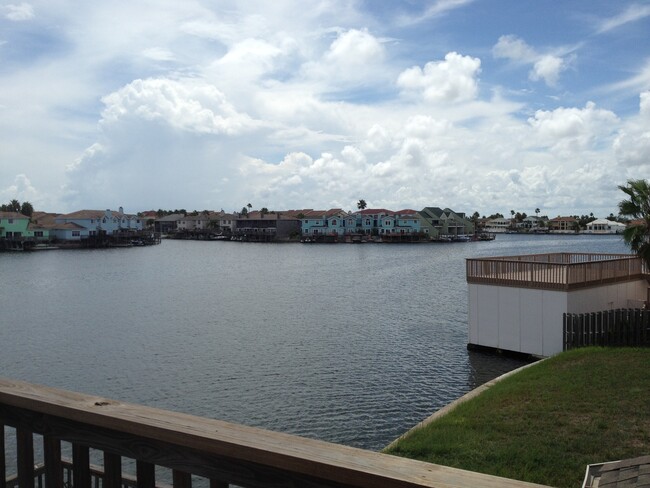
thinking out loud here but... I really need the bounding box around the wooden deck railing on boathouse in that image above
[0,378,548,488]
[466,253,646,291]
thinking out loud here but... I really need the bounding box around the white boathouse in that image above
[467,253,649,357]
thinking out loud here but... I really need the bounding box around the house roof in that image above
[550,216,578,222]
[239,211,299,221]
[50,222,87,230]
[0,211,29,219]
[155,213,185,222]
[284,209,345,218]
[355,208,393,215]
[588,218,626,227]
[59,209,138,220]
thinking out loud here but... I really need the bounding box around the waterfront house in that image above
[298,209,347,236]
[353,209,393,235]
[177,213,212,232]
[154,213,184,234]
[418,207,474,238]
[0,211,30,238]
[381,209,421,235]
[467,253,648,356]
[584,218,626,234]
[56,208,142,237]
[548,216,578,233]
[517,216,543,230]
[483,217,512,233]
[212,211,236,234]
[234,211,301,241]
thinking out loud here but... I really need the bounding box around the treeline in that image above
[0,199,34,217]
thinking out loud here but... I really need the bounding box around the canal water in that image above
[0,234,628,453]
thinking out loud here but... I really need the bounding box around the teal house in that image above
[0,212,30,238]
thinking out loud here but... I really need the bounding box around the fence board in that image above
[564,309,650,350]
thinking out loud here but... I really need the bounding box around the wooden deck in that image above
[0,378,550,488]
[466,253,646,291]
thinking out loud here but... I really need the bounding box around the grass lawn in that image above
[383,347,650,488]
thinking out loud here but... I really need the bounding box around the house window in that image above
[365,219,371,225]
[72,231,80,237]
[331,220,337,225]
[34,231,43,237]
[304,220,308,224]
[90,231,96,236]
[90,219,94,223]
[8,219,13,224]
[102,218,106,223]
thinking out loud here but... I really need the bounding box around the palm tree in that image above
[9,199,20,212]
[357,199,367,210]
[618,179,650,268]
[535,208,540,217]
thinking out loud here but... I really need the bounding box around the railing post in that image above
[173,470,192,488]
[210,480,229,488]
[136,460,155,488]
[44,436,63,488]
[73,444,91,488]
[103,452,122,488]
[17,429,34,488]
[0,423,5,488]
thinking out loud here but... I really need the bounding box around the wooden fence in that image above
[0,378,548,488]
[563,309,650,350]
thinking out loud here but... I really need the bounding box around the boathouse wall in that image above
[468,279,648,356]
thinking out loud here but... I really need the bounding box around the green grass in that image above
[383,348,650,488]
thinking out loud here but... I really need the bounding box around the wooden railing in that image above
[0,378,548,488]
[466,253,646,291]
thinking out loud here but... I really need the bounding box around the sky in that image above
[1,0,649,217]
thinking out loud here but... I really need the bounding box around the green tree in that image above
[9,199,20,212]
[618,179,650,268]
[357,199,367,210]
[20,201,34,217]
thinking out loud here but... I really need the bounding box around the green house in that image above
[417,207,475,239]
[0,211,30,238]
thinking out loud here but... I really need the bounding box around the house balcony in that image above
[466,253,647,292]
[0,378,545,488]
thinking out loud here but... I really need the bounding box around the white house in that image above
[584,218,626,234]
[467,253,648,357]
[484,217,512,233]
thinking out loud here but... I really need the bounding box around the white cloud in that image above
[605,59,650,94]
[1,174,39,203]
[100,78,260,136]
[528,102,619,153]
[397,0,474,25]
[613,91,650,169]
[3,2,34,21]
[493,35,569,87]
[300,29,388,89]
[397,52,481,103]
[597,3,650,34]
[141,47,175,62]
[530,55,566,87]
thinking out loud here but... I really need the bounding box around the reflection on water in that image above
[0,234,627,454]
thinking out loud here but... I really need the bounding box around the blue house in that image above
[300,209,348,236]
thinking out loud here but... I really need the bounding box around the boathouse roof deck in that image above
[466,253,648,291]
[0,378,547,488]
